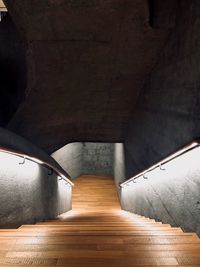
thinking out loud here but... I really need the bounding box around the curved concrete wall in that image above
[114,0,200,235]
[52,143,83,179]
[124,0,200,178]
[0,153,72,228]
[0,127,70,178]
[121,146,200,235]
[52,142,114,179]
[0,128,72,228]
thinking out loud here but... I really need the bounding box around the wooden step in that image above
[0,175,199,266]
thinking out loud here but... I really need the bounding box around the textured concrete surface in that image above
[1,0,200,234]
[82,142,114,175]
[0,152,71,228]
[113,143,126,188]
[0,127,72,228]
[52,143,83,179]
[3,0,169,152]
[121,146,200,235]
[124,0,200,178]
[52,142,114,178]
[48,175,72,219]
[0,127,70,179]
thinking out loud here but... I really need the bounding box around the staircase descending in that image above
[0,175,200,266]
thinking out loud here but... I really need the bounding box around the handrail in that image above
[0,146,74,186]
[120,140,200,188]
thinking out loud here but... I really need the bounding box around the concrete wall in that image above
[52,143,83,179]
[124,0,200,179]
[0,151,72,228]
[82,143,114,176]
[52,142,114,179]
[121,146,200,235]
[114,1,200,235]
[113,143,126,187]
[0,127,70,179]
[0,128,72,228]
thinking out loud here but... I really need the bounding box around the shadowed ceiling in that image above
[2,0,172,153]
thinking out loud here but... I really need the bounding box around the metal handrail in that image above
[0,146,74,186]
[120,140,200,188]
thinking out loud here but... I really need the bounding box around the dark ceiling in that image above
[2,0,173,153]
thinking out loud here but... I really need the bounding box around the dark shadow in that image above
[0,13,27,126]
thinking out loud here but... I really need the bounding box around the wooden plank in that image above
[0,175,199,266]
[0,1,7,12]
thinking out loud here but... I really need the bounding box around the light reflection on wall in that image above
[0,151,72,228]
[57,176,72,213]
[0,151,40,182]
[121,146,200,234]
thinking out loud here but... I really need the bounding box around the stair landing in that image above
[0,175,200,266]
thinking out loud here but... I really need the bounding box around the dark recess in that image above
[0,14,27,126]
[148,0,178,29]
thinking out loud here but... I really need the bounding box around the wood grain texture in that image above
[0,0,6,11]
[0,175,200,266]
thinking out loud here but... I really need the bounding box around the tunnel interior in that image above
[0,0,200,235]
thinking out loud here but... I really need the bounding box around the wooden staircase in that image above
[0,175,200,266]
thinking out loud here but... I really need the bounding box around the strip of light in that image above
[0,146,74,186]
[120,141,200,188]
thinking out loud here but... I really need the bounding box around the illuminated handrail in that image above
[120,140,200,188]
[0,146,74,186]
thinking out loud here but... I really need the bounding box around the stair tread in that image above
[0,175,199,266]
